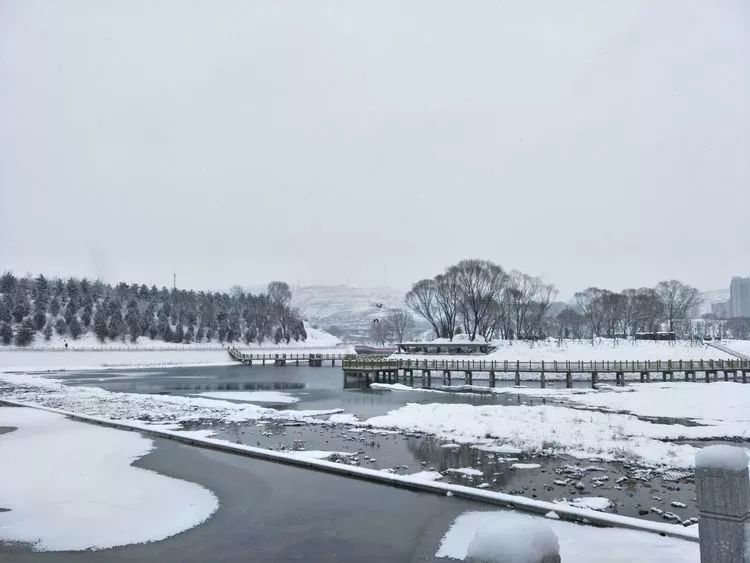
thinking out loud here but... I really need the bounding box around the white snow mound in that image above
[466,517,559,563]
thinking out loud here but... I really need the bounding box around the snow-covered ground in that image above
[0,322,345,351]
[0,346,350,374]
[436,511,697,562]
[0,407,218,551]
[392,338,732,362]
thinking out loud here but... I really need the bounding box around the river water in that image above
[53,364,699,525]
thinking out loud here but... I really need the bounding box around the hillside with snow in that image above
[290,285,412,341]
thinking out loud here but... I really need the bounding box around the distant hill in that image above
[289,285,410,342]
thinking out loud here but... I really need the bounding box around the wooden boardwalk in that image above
[342,357,750,388]
[228,349,347,367]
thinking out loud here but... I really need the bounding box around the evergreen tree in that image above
[274,326,283,344]
[205,327,213,342]
[81,303,93,327]
[125,300,141,343]
[49,296,61,317]
[174,323,185,343]
[0,272,17,294]
[32,309,46,330]
[0,321,12,345]
[69,316,82,339]
[12,296,30,323]
[55,317,67,336]
[244,327,255,345]
[15,318,35,346]
[108,309,125,341]
[147,317,158,339]
[43,323,53,341]
[184,324,195,344]
[0,299,12,324]
[93,306,109,342]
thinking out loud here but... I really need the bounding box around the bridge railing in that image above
[341,357,750,373]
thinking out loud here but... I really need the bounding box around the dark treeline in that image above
[0,272,306,347]
[406,260,705,342]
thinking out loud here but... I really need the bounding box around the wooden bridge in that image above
[228,348,348,367]
[342,357,750,388]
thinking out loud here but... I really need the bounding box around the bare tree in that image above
[405,279,442,338]
[655,280,702,334]
[267,281,292,308]
[384,309,413,343]
[454,259,507,341]
[434,269,461,340]
[369,320,391,346]
[574,287,607,337]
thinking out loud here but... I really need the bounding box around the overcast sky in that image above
[1,0,748,299]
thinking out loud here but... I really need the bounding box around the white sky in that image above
[1,0,748,298]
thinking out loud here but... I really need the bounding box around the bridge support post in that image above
[591,372,598,389]
[640,372,645,383]
[515,370,520,387]
[696,445,750,563]
[466,371,473,386]
[489,371,496,388]
[540,371,546,389]
[615,372,622,386]
[662,372,668,382]
[705,371,711,383]
[424,370,431,388]
[743,371,747,384]
[566,372,573,388]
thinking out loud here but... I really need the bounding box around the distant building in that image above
[730,277,750,318]
[711,301,730,319]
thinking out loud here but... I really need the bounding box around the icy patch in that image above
[0,407,218,551]
[436,511,699,562]
[198,391,299,404]
[511,463,541,470]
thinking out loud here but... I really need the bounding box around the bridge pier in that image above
[566,371,573,388]
[489,371,496,388]
[615,372,623,386]
[424,370,431,388]
[515,370,520,387]
[465,371,473,385]
[591,371,598,389]
[540,371,546,389]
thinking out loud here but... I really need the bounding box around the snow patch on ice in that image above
[0,407,218,551]
[197,391,299,404]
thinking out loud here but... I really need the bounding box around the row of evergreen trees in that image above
[0,272,306,347]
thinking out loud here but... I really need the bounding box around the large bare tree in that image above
[655,280,702,333]
[454,259,507,341]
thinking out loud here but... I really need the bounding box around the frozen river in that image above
[46,365,701,524]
